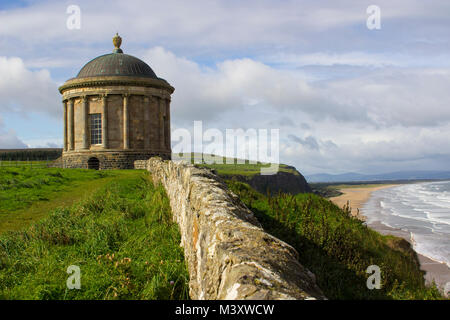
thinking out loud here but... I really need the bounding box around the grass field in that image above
[226,180,443,300]
[0,170,189,299]
[0,167,127,233]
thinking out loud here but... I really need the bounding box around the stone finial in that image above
[113,33,123,53]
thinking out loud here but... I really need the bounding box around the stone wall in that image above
[137,157,325,300]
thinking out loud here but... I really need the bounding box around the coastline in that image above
[330,183,450,294]
[329,184,398,220]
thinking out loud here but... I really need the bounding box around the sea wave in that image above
[362,181,450,268]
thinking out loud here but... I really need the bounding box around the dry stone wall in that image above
[135,157,325,300]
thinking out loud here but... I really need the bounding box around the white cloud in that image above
[281,123,450,174]
[143,47,450,174]
[142,47,324,123]
[146,47,450,128]
[324,68,450,127]
[0,56,60,149]
[0,56,59,115]
[0,129,27,149]
[0,117,27,149]
[22,138,62,149]
[1,0,450,60]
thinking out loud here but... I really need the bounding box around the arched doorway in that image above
[87,157,100,170]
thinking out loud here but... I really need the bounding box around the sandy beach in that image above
[330,184,450,294]
[329,184,398,219]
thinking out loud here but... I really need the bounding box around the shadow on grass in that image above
[250,206,392,300]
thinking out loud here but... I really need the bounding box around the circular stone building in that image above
[59,34,173,169]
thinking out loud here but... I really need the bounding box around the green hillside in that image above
[226,180,442,300]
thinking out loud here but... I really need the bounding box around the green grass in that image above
[0,171,189,300]
[177,152,297,176]
[0,167,131,233]
[196,162,297,176]
[226,180,443,300]
[0,167,113,213]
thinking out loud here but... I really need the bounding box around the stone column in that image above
[144,96,150,150]
[123,94,129,149]
[68,99,74,151]
[82,96,89,149]
[101,94,108,149]
[166,98,171,151]
[159,97,165,150]
[63,100,68,151]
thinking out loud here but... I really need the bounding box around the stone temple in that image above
[59,34,174,169]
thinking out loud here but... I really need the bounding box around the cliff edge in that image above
[219,166,311,195]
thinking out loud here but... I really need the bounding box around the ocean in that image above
[362,181,450,268]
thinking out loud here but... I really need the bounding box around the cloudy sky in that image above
[0,0,449,175]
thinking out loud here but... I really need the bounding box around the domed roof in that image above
[76,33,158,79]
[76,53,158,79]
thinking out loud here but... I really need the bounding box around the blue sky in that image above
[1,0,450,175]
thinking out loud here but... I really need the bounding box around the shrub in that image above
[227,180,442,300]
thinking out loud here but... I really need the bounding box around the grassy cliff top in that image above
[173,153,299,176]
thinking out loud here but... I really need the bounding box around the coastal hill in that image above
[187,153,311,195]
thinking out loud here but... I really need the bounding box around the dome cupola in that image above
[75,33,158,79]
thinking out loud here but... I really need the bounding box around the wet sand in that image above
[330,184,450,295]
